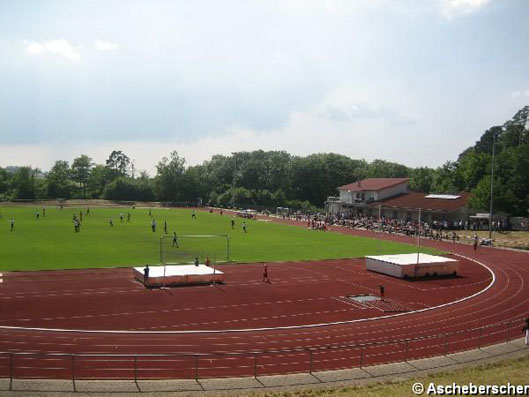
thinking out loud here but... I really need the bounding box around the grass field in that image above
[1,206,438,271]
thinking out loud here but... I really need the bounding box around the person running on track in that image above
[262,264,269,283]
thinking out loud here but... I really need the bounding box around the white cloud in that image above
[45,39,80,61]
[440,0,490,19]
[23,38,80,61]
[24,41,44,54]
[94,39,119,51]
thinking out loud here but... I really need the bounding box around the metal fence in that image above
[0,318,524,390]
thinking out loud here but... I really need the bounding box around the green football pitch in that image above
[0,206,438,271]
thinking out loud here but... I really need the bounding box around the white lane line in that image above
[0,254,495,335]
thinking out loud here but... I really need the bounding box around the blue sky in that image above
[1,0,528,175]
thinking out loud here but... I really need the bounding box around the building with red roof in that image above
[327,178,471,223]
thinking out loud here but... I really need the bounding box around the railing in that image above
[0,319,525,388]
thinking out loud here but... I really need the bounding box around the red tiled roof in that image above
[373,192,471,213]
[338,178,410,192]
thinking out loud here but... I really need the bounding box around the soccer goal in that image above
[159,234,231,265]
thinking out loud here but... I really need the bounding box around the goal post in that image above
[159,234,231,265]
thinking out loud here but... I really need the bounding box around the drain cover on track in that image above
[346,294,381,303]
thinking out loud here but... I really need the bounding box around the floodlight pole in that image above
[378,205,382,254]
[160,235,168,290]
[489,129,497,241]
[416,208,421,279]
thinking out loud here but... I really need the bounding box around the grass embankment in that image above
[457,230,529,250]
[0,206,439,271]
[244,354,529,397]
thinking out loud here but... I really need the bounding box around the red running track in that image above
[0,219,527,380]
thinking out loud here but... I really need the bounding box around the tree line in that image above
[1,106,528,216]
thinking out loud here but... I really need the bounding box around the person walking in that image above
[262,264,269,283]
[473,233,479,252]
[379,285,385,300]
[143,265,150,287]
[172,232,178,248]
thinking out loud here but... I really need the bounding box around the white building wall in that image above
[377,183,409,201]
[338,190,353,203]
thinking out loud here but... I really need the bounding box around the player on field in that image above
[231,219,235,229]
[164,220,168,234]
[194,257,199,267]
[151,219,156,232]
[109,217,114,227]
[36,210,40,219]
[242,221,247,233]
[120,213,124,222]
[9,218,14,231]
[172,232,178,248]
[192,210,196,220]
[127,212,131,222]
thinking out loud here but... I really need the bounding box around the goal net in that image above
[159,234,230,265]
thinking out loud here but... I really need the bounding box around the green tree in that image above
[103,177,155,201]
[0,167,10,198]
[154,151,186,202]
[409,167,435,193]
[12,167,37,199]
[106,150,131,179]
[431,162,461,194]
[46,160,74,198]
[87,164,111,198]
[367,159,410,178]
[71,155,93,198]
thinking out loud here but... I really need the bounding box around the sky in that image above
[1,0,528,175]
